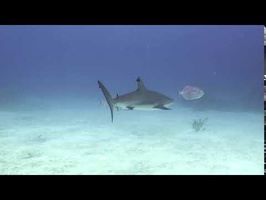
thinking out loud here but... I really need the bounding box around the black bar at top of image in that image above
[0,10,266,25]
[1,1,266,25]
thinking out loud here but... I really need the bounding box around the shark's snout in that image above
[166,99,174,106]
[159,97,174,108]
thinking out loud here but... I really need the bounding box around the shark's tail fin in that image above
[97,80,114,122]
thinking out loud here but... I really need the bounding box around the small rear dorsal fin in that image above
[136,76,146,91]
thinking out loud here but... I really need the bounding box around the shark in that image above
[97,76,174,122]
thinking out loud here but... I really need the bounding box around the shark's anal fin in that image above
[153,105,171,110]
[126,106,134,110]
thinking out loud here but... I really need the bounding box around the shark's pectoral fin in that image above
[126,106,134,110]
[153,104,171,110]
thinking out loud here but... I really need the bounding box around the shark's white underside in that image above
[115,102,174,110]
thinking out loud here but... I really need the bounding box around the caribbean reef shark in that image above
[97,76,174,122]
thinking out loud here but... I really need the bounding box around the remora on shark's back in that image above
[97,76,174,122]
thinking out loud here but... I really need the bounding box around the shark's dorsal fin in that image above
[116,93,119,97]
[136,76,146,91]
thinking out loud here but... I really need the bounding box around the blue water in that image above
[0,25,264,175]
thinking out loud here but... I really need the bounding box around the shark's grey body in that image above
[97,76,174,122]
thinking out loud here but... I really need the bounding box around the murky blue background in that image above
[0,25,263,112]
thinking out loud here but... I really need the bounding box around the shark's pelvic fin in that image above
[126,106,134,110]
[136,76,146,91]
[153,104,172,110]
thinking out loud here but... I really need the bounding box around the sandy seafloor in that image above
[0,98,264,175]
